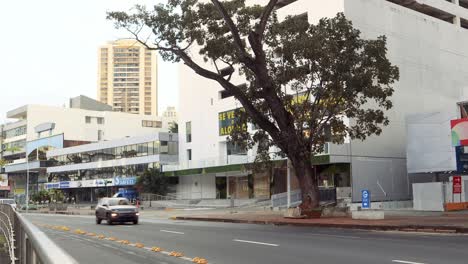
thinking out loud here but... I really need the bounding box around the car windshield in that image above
[108,199,129,206]
[2,200,15,205]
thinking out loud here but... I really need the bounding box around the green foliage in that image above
[0,159,7,168]
[48,189,64,202]
[31,190,51,202]
[136,168,170,195]
[169,122,179,133]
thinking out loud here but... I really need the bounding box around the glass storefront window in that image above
[49,139,177,167]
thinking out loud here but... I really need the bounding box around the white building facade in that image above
[169,0,468,203]
[1,96,174,201]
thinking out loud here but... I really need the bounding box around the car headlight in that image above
[111,213,118,217]
[135,213,140,216]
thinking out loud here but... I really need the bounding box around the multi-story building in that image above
[45,133,178,203]
[1,95,172,202]
[167,0,468,203]
[98,39,158,116]
[162,106,177,120]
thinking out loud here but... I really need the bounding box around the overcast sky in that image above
[0,0,178,121]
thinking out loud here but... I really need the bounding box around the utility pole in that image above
[287,159,291,208]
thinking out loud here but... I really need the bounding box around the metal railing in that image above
[271,187,337,208]
[0,204,78,264]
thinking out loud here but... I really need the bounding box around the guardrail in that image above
[0,204,78,264]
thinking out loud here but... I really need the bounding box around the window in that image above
[187,149,192,161]
[227,142,247,155]
[4,126,27,139]
[97,117,105,125]
[142,120,162,128]
[160,141,169,154]
[169,142,178,155]
[85,116,91,124]
[186,121,192,142]
[98,130,103,141]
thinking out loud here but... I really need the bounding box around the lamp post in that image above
[26,155,30,213]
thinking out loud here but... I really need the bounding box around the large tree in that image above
[108,0,398,209]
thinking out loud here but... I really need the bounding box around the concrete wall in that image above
[352,157,409,202]
[413,182,445,211]
[69,95,112,112]
[344,0,468,160]
[406,111,457,173]
[176,174,217,199]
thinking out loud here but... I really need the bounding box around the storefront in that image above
[44,176,138,203]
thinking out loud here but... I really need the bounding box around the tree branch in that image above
[176,50,283,143]
[210,0,255,66]
[256,0,278,36]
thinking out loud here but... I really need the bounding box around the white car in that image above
[0,199,17,210]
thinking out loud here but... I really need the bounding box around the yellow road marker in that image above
[151,247,162,252]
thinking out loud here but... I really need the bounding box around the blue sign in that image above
[45,183,59,189]
[114,177,137,186]
[362,190,370,209]
[60,181,70,189]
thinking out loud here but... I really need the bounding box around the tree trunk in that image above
[290,158,320,210]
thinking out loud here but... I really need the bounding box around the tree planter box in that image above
[301,208,322,219]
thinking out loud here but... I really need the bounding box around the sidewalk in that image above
[174,211,468,234]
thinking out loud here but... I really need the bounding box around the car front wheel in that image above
[96,217,102,224]
[133,219,139,225]
[107,215,113,225]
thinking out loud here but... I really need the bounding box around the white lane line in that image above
[233,239,279,247]
[392,260,427,264]
[160,229,185,235]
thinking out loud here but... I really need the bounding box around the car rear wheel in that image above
[96,217,102,225]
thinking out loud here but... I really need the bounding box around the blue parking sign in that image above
[362,190,370,209]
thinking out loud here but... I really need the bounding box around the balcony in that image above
[6,105,27,119]
[4,160,47,173]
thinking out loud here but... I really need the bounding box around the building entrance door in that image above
[216,177,227,199]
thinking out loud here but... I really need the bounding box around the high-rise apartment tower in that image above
[98,39,158,116]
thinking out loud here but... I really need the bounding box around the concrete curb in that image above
[174,216,468,234]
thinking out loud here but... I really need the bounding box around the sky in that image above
[0,0,178,121]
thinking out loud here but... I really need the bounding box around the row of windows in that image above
[50,141,178,167]
[114,48,139,53]
[48,163,163,183]
[142,120,162,128]
[113,53,139,57]
[114,83,139,87]
[114,73,139,77]
[114,63,139,67]
[114,58,140,63]
[114,78,139,82]
[114,68,140,72]
[85,116,104,125]
[2,126,27,139]
[1,139,26,152]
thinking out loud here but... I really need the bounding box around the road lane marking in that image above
[392,260,427,264]
[233,239,279,247]
[160,230,185,235]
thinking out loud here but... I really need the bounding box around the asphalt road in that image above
[25,213,468,264]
